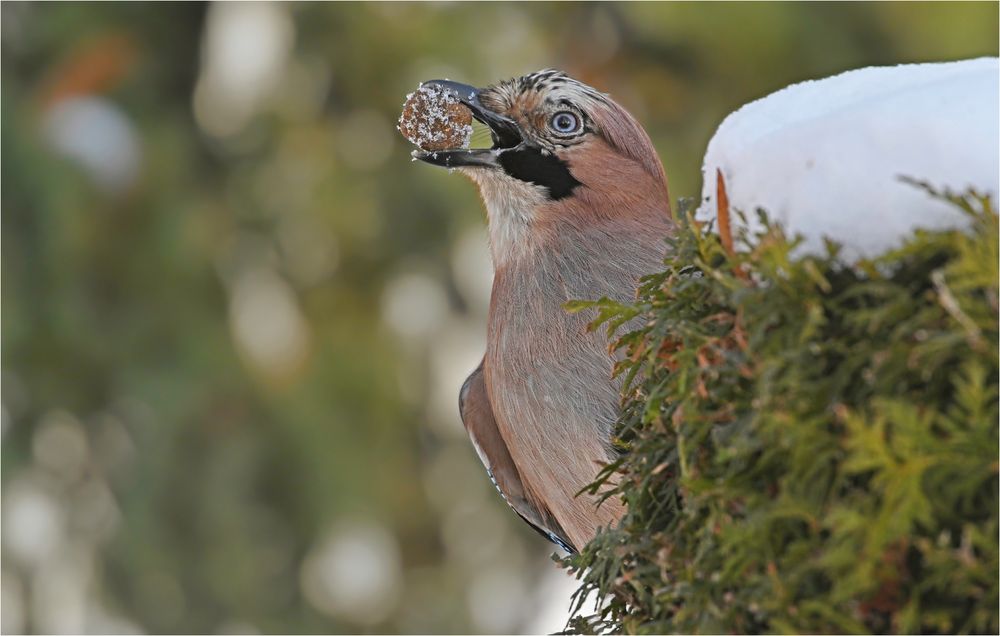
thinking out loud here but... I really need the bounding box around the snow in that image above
[697,57,999,260]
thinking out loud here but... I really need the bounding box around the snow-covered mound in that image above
[697,57,999,259]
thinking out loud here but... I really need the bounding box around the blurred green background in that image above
[2,2,997,634]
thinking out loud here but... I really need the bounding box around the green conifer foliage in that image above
[562,187,999,634]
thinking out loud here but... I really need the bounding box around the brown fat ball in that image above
[398,84,474,151]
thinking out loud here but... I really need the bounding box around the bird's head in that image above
[413,70,670,263]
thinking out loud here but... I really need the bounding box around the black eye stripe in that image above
[498,147,581,200]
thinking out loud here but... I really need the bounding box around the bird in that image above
[413,70,672,553]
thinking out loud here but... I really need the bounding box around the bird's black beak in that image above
[411,80,523,169]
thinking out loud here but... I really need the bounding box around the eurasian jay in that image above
[413,70,672,553]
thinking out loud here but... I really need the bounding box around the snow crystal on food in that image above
[398,84,474,151]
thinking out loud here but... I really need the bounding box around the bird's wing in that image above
[459,360,577,554]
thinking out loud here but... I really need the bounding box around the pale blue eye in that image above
[550,111,580,134]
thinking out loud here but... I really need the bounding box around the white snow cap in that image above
[697,57,999,259]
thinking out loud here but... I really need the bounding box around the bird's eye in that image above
[550,111,581,135]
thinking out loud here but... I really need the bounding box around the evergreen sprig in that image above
[560,187,999,635]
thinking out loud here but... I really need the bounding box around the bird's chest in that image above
[484,258,624,449]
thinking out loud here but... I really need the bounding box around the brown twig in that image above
[716,168,734,255]
[716,169,749,280]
